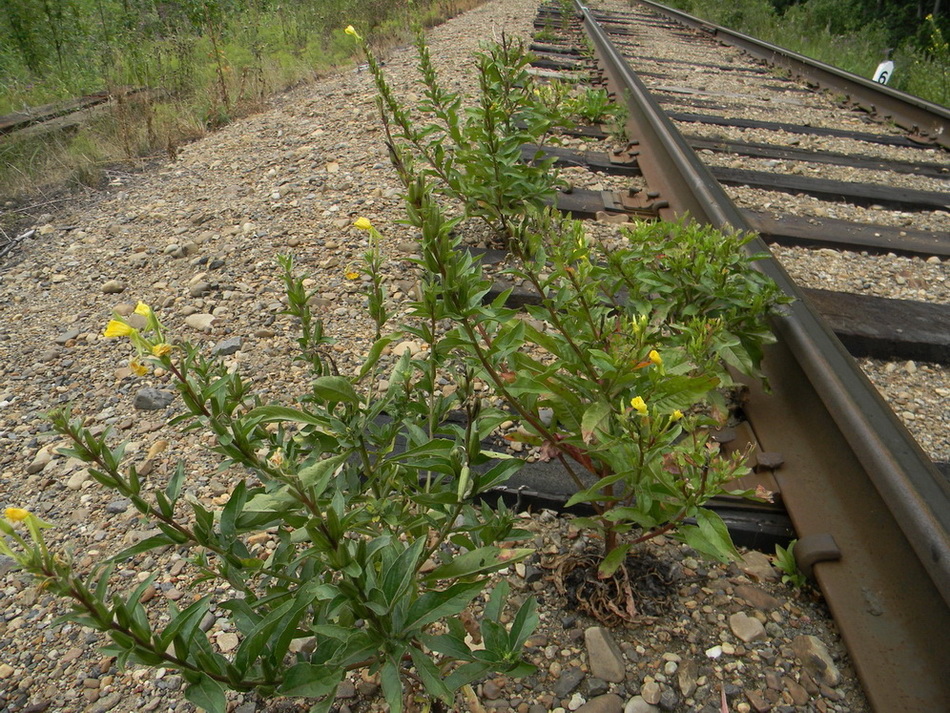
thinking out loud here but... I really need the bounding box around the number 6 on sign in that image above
[873,60,894,85]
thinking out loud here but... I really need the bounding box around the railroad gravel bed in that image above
[2,0,944,711]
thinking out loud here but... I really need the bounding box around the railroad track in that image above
[489,1,950,711]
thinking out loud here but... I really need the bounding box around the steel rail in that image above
[573,2,950,711]
[633,0,950,148]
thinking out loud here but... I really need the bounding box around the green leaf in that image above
[184,674,226,713]
[580,401,611,445]
[244,405,327,428]
[219,480,248,541]
[279,663,341,698]
[297,453,347,493]
[443,660,494,691]
[165,460,186,505]
[424,546,530,582]
[409,646,454,703]
[381,538,425,606]
[597,543,632,578]
[107,534,180,564]
[473,458,524,494]
[381,658,404,713]
[402,580,484,634]
[507,596,539,652]
[233,599,294,675]
[419,632,475,662]
[358,337,395,380]
[696,508,739,562]
[483,580,509,623]
[156,595,212,653]
[311,376,360,405]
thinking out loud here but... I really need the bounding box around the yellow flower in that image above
[104,319,134,338]
[344,25,361,40]
[649,349,662,366]
[345,268,360,280]
[130,358,148,377]
[134,302,152,318]
[151,343,172,357]
[5,507,29,522]
[672,410,683,421]
[354,217,373,231]
[630,396,647,415]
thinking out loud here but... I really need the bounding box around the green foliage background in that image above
[0,0,474,112]
[0,0,483,199]
[664,0,949,106]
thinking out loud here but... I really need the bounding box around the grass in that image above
[0,0,487,208]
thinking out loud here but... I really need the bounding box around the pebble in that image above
[554,667,586,698]
[729,611,767,643]
[584,627,626,682]
[215,632,239,652]
[211,336,244,356]
[576,694,623,713]
[677,659,699,697]
[739,551,779,581]
[792,635,841,686]
[102,280,126,294]
[623,696,659,713]
[640,681,661,705]
[26,446,53,474]
[184,313,216,330]
[133,388,175,410]
[734,584,783,610]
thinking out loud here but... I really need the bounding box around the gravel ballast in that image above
[3,0,943,711]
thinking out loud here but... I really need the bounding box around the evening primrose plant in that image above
[7,257,539,712]
[396,170,783,594]
[350,26,570,242]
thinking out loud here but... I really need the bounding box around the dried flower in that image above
[151,343,172,357]
[130,358,148,377]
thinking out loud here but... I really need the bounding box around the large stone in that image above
[184,313,216,331]
[54,329,80,345]
[26,446,53,474]
[211,336,243,356]
[783,677,810,706]
[739,551,779,581]
[554,666,586,698]
[623,696,659,713]
[576,694,623,713]
[102,279,125,294]
[677,659,699,697]
[791,635,841,686]
[88,693,122,713]
[640,682,661,705]
[134,388,175,411]
[729,612,767,643]
[734,584,783,610]
[585,626,626,683]
[66,469,91,490]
